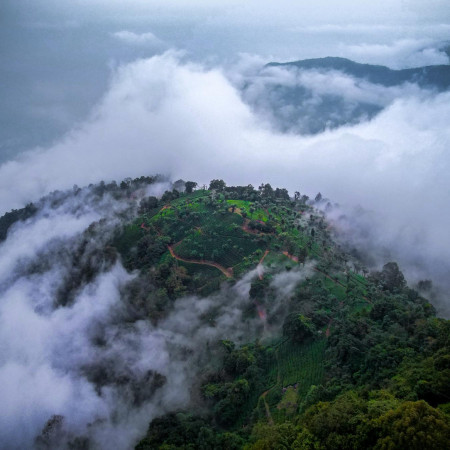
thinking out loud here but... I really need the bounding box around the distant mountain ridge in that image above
[240,56,450,135]
[267,56,450,90]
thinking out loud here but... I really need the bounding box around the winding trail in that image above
[261,390,274,425]
[257,250,270,280]
[168,244,233,278]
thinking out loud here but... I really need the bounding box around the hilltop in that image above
[1,176,449,449]
[106,178,450,449]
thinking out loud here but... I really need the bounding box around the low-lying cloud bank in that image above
[0,51,449,310]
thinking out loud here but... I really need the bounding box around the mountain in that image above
[267,56,450,90]
[3,177,448,448]
[241,57,450,135]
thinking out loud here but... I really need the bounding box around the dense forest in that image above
[2,176,449,449]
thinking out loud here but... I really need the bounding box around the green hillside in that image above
[109,179,450,450]
[2,176,448,448]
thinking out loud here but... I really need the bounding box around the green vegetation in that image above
[83,177,450,450]
[276,340,326,394]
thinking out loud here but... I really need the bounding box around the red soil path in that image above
[168,244,233,278]
[257,250,270,280]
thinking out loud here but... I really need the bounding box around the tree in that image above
[259,183,274,199]
[209,179,226,191]
[139,196,158,214]
[374,400,450,449]
[275,187,290,200]
[247,423,299,450]
[250,277,269,300]
[379,262,406,292]
[417,279,433,292]
[283,314,316,342]
[297,247,308,264]
[185,181,197,193]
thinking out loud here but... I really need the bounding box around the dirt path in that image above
[257,250,270,280]
[261,390,274,425]
[259,249,270,264]
[168,244,233,278]
[258,346,281,426]
[241,218,274,236]
[242,218,259,234]
[282,251,299,263]
[227,207,270,236]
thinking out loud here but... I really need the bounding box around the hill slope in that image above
[1,177,449,449]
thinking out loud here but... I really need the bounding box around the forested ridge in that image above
[3,176,449,449]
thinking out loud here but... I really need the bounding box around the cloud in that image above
[235,60,430,134]
[0,185,268,448]
[112,30,165,48]
[338,39,450,69]
[0,51,449,308]
[270,263,315,298]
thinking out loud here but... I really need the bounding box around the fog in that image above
[1,185,294,448]
[2,0,449,159]
[0,52,449,303]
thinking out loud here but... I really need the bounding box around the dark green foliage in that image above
[209,179,226,191]
[0,202,37,242]
[136,413,244,449]
[161,189,180,202]
[248,220,274,233]
[283,314,316,342]
[139,196,158,214]
[94,176,450,449]
[185,181,197,193]
[249,277,270,300]
[224,346,256,376]
[371,261,406,292]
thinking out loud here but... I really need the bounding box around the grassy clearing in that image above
[323,276,347,301]
[226,199,269,222]
[277,386,298,416]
